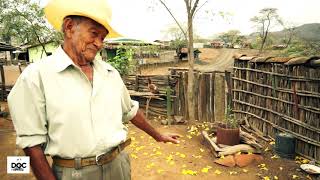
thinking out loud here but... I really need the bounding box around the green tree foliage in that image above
[281,40,320,57]
[251,8,283,52]
[108,48,134,76]
[218,30,245,47]
[0,0,61,46]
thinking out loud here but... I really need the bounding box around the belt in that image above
[52,138,131,169]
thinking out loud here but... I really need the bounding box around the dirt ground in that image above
[140,48,222,75]
[0,111,319,180]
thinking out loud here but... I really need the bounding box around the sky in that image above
[40,0,320,41]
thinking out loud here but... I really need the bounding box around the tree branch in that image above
[192,0,207,19]
[159,0,188,39]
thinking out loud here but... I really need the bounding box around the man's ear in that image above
[63,17,76,39]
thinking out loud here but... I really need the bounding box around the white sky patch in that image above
[40,0,320,41]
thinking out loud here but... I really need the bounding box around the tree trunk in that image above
[187,13,195,123]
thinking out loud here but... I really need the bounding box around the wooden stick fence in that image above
[232,55,320,162]
[123,68,229,123]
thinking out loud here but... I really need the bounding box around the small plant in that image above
[107,47,134,76]
[225,106,238,129]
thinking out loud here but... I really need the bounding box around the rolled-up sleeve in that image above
[121,83,139,123]
[7,66,47,149]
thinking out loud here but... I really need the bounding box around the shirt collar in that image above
[53,46,76,72]
[53,46,113,72]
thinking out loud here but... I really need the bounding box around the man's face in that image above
[69,17,108,62]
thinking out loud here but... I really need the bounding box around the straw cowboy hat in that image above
[44,0,121,38]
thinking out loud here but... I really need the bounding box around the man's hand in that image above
[156,133,181,144]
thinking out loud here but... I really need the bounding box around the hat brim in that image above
[44,1,121,38]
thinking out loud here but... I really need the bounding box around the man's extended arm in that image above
[130,109,180,144]
[23,145,56,180]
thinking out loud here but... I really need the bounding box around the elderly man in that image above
[8,0,179,179]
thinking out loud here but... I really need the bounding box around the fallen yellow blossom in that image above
[182,169,197,176]
[271,155,279,159]
[157,169,164,174]
[274,176,278,180]
[269,141,275,145]
[229,171,237,175]
[292,175,299,179]
[200,148,204,153]
[146,162,155,169]
[263,176,270,180]
[242,169,248,173]
[130,154,138,159]
[214,169,222,175]
[179,154,186,158]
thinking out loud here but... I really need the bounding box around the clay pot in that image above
[216,125,240,146]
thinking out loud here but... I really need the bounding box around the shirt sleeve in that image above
[121,82,139,124]
[7,65,47,149]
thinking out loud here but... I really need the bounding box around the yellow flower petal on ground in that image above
[220,155,225,159]
[146,162,155,169]
[260,167,268,171]
[214,170,222,175]
[135,146,145,152]
[192,155,202,158]
[130,154,138,159]
[180,154,186,158]
[292,175,299,179]
[131,137,136,141]
[243,169,248,173]
[205,127,209,131]
[301,159,309,164]
[182,169,197,176]
[167,142,173,145]
[248,151,253,155]
[166,155,173,161]
[229,171,237,175]
[271,155,279,159]
[264,147,270,152]
[269,141,275,145]
[200,148,204,153]
[176,144,181,147]
[236,151,241,155]
[187,135,192,139]
[182,164,187,168]
[274,176,278,180]
[155,151,162,156]
[263,176,270,180]
[201,168,209,173]
[157,169,164,174]
[258,164,266,168]
[175,152,180,155]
